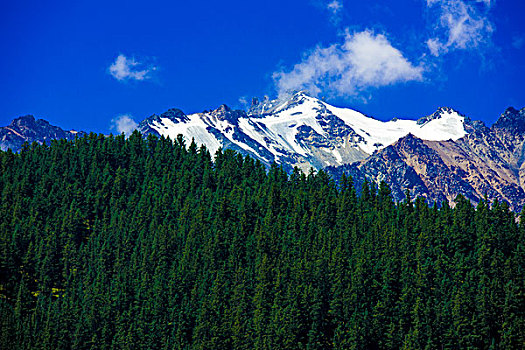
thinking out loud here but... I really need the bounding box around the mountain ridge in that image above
[2,94,523,210]
[0,115,85,152]
[138,92,470,172]
[326,107,525,211]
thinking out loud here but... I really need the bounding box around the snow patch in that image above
[150,115,222,156]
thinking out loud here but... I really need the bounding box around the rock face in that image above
[326,107,525,212]
[0,115,85,152]
[138,92,469,173]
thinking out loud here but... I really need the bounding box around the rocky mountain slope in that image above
[0,115,85,152]
[138,92,469,172]
[326,107,525,211]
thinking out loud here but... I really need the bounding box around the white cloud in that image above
[426,38,443,56]
[426,0,494,56]
[476,0,492,6]
[312,0,343,24]
[327,0,342,16]
[238,96,250,110]
[273,30,424,100]
[109,54,156,81]
[111,115,138,136]
[427,0,493,6]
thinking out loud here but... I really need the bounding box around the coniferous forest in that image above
[1,132,525,349]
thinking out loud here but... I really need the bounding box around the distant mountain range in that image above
[0,115,85,152]
[2,93,524,211]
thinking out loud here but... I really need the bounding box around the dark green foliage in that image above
[0,133,524,349]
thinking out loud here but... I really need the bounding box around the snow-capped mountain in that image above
[326,107,525,211]
[138,91,469,172]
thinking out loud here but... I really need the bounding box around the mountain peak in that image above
[209,104,246,122]
[12,114,36,122]
[285,90,317,104]
[493,106,525,133]
[437,106,458,114]
[160,108,188,122]
[217,104,232,112]
[395,133,426,148]
[248,91,319,117]
[290,90,312,99]
[268,91,320,114]
[137,108,188,134]
[1,115,85,152]
[504,106,519,114]
[10,115,39,127]
[8,115,58,132]
[417,107,463,125]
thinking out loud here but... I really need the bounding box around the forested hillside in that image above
[1,132,524,349]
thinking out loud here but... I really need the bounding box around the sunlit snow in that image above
[147,92,468,167]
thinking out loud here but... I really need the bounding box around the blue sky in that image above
[1,0,524,134]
